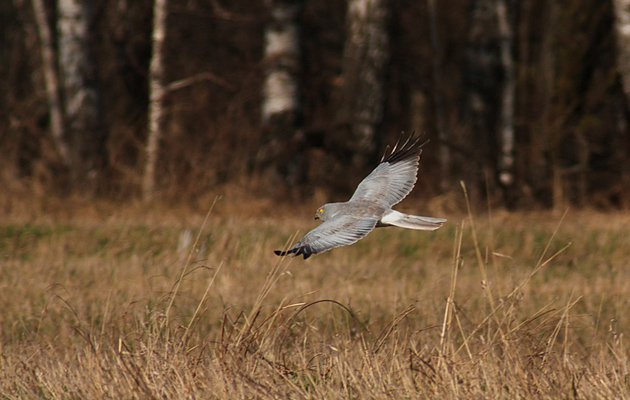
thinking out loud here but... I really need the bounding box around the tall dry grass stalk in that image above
[0,200,629,398]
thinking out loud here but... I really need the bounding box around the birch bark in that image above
[496,0,515,187]
[57,0,104,189]
[31,0,70,167]
[262,0,300,124]
[338,0,389,167]
[143,0,168,201]
[258,0,304,190]
[613,0,630,102]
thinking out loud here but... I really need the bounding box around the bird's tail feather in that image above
[379,210,446,231]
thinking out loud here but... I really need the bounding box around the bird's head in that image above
[315,204,332,221]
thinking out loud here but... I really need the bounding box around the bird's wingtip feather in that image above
[381,132,425,164]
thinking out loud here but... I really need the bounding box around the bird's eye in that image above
[319,208,324,213]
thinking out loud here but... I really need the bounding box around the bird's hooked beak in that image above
[314,215,320,220]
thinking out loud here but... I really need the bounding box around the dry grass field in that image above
[1,196,630,398]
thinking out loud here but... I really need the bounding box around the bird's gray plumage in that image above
[275,133,446,259]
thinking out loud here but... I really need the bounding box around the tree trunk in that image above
[57,0,105,192]
[613,0,630,207]
[258,0,303,191]
[262,0,300,125]
[496,0,515,192]
[613,0,630,102]
[427,0,450,191]
[31,0,71,168]
[541,0,562,212]
[458,0,502,203]
[142,0,168,202]
[337,0,389,168]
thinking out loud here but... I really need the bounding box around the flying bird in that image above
[275,133,446,259]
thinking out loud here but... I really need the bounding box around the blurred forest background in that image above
[3,0,630,210]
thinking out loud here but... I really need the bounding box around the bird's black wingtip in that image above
[381,131,426,164]
[274,246,313,259]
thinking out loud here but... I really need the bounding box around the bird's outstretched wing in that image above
[349,133,424,207]
[274,215,378,259]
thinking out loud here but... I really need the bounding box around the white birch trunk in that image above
[262,0,300,123]
[259,0,304,189]
[613,0,630,102]
[496,0,515,186]
[57,0,103,187]
[340,0,388,164]
[31,0,71,167]
[143,0,168,202]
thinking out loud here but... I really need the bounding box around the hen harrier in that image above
[275,133,446,259]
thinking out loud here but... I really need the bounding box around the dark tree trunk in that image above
[458,0,502,204]
[427,0,450,191]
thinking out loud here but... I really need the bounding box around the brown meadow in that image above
[0,199,629,398]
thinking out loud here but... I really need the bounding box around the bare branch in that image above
[166,72,236,92]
